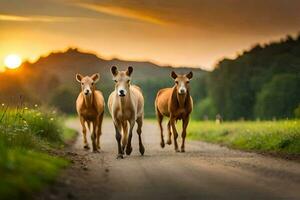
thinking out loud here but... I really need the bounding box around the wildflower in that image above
[50,118,54,121]
[34,104,38,108]
[24,107,28,110]
[1,103,4,106]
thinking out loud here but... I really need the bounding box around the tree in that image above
[208,34,300,120]
[51,88,77,114]
[254,74,300,119]
[294,104,300,118]
[192,97,217,120]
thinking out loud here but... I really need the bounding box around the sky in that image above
[1,0,300,70]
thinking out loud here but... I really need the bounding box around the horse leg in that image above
[96,113,103,150]
[157,110,165,148]
[136,116,145,155]
[80,117,89,149]
[114,121,124,159]
[125,120,135,155]
[91,120,98,152]
[181,116,190,152]
[170,117,179,152]
[121,121,128,152]
[166,120,172,145]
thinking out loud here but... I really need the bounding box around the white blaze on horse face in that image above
[77,75,95,96]
[117,82,127,97]
[81,78,94,96]
[178,81,187,94]
[115,77,130,97]
[82,83,92,96]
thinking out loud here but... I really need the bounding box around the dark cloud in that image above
[74,0,300,34]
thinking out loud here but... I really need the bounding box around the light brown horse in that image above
[108,66,145,159]
[155,71,193,152]
[76,73,105,152]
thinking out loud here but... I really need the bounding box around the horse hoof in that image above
[139,146,145,156]
[126,146,133,155]
[181,149,185,153]
[93,149,100,153]
[116,154,124,159]
[175,149,180,153]
[97,146,101,150]
[83,145,90,150]
[160,142,165,148]
[166,140,172,145]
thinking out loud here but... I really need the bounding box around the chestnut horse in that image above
[108,66,145,159]
[155,71,193,152]
[76,73,105,152]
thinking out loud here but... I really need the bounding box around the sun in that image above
[4,54,22,69]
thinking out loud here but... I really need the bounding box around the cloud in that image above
[74,0,300,33]
[0,0,110,22]
[0,14,75,22]
[76,3,167,25]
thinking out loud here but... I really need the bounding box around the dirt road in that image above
[38,119,300,200]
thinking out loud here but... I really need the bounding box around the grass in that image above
[62,127,77,143]
[187,120,300,155]
[0,105,72,199]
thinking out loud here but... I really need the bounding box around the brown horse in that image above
[155,71,193,152]
[76,73,105,152]
[108,66,145,159]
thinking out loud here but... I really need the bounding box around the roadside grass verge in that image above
[187,120,300,155]
[0,106,73,199]
[62,127,77,144]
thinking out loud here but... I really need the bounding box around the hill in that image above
[0,48,205,117]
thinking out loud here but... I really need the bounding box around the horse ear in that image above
[76,74,83,82]
[171,71,177,79]
[91,73,100,83]
[126,66,133,76]
[111,66,118,76]
[186,71,193,79]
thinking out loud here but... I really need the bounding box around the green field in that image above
[188,120,300,155]
[0,106,75,200]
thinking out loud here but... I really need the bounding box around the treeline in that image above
[193,34,300,120]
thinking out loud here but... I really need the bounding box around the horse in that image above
[108,66,145,159]
[76,73,105,152]
[155,71,193,152]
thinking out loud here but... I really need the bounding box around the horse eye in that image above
[114,80,117,83]
[81,83,84,85]
[175,81,178,84]
[91,82,94,85]
[187,81,190,84]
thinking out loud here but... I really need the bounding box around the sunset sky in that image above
[1,0,300,70]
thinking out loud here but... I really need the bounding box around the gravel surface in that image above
[36,119,300,200]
